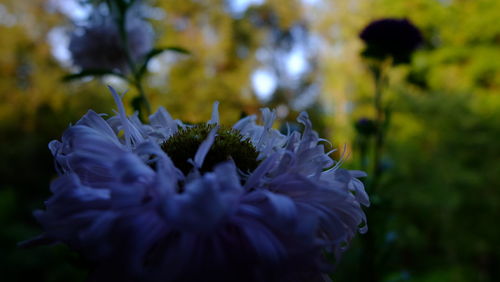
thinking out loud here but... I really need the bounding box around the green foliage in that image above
[62,69,129,82]
[136,46,190,79]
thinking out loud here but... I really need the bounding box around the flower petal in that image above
[193,125,218,169]
[208,101,219,125]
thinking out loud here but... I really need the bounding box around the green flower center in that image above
[161,124,260,175]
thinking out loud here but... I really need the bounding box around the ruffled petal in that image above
[193,126,218,169]
[149,107,179,139]
[34,174,111,249]
[165,165,241,233]
[208,101,219,125]
[76,110,120,145]
[108,86,146,147]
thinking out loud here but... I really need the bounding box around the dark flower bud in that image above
[360,18,423,64]
[355,118,377,136]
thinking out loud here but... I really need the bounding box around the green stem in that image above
[370,57,392,193]
[132,73,151,116]
[371,64,385,194]
[358,136,369,173]
[359,59,391,282]
[112,0,152,117]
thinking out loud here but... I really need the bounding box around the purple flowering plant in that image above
[68,5,154,75]
[25,87,369,282]
[61,0,188,117]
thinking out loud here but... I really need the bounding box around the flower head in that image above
[68,5,153,73]
[29,88,369,281]
[360,18,423,64]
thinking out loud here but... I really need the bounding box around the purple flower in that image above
[29,87,369,281]
[360,18,423,64]
[68,5,153,73]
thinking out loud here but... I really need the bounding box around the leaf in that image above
[62,69,128,82]
[162,47,190,55]
[136,47,191,78]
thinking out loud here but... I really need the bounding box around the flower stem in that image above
[112,0,152,118]
[359,58,391,282]
[132,73,152,116]
[370,58,391,193]
[372,65,384,192]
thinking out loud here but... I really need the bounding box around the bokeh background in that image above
[1,0,499,281]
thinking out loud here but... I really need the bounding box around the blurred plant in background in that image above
[1,0,500,281]
[67,1,154,74]
[59,0,188,117]
[356,17,423,282]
